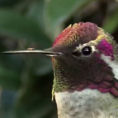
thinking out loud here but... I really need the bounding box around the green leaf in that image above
[0,90,17,118]
[44,0,94,39]
[0,0,20,7]
[103,8,118,33]
[31,57,52,76]
[0,9,51,48]
[14,70,55,118]
[0,66,21,90]
[27,0,45,29]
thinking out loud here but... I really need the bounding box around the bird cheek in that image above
[96,39,114,60]
[93,52,105,64]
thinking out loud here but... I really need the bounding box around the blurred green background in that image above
[0,0,118,118]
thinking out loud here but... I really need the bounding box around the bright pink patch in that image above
[99,81,112,88]
[110,87,118,97]
[98,88,110,93]
[53,26,72,46]
[53,22,98,47]
[87,84,98,89]
[76,80,118,97]
[97,39,114,60]
[115,82,118,89]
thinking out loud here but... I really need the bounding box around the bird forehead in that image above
[53,23,79,47]
[53,22,98,47]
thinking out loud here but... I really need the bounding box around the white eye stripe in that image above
[75,44,97,53]
[91,45,97,52]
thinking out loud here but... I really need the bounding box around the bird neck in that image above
[52,57,118,98]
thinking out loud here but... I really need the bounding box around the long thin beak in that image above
[1,48,63,57]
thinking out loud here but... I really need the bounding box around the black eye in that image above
[81,46,92,56]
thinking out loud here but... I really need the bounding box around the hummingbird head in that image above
[3,22,118,98]
[51,22,118,97]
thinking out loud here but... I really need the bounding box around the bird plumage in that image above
[51,22,118,118]
[55,90,118,118]
[2,22,118,118]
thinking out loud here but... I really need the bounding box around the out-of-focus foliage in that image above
[0,0,118,118]
[44,0,94,38]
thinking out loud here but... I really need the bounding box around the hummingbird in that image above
[3,22,118,118]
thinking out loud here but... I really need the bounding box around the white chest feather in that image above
[55,89,118,118]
